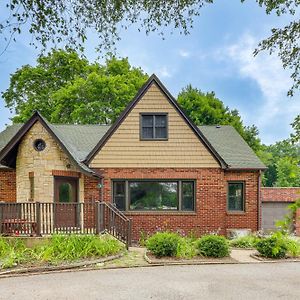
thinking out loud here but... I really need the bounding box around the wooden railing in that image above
[0,201,131,249]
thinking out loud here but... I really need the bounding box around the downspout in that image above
[100,177,104,203]
[257,170,262,232]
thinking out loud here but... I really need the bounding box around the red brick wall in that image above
[89,168,259,241]
[84,175,101,201]
[261,187,300,202]
[0,169,16,202]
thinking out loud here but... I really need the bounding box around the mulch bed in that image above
[250,253,300,262]
[145,251,237,265]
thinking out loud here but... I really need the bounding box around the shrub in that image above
[285,238,300,258]
[197,235,229,258]
[255,232,288,259]
[146,232,181,257]
[229,235,260,249]
[176,238,197,259]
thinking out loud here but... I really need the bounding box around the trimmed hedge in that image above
[197,235,229,258]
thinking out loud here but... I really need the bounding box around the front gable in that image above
[89,79,221,168]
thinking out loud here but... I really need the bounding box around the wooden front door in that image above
[54,177,78,228]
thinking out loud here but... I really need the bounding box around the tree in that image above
[258,139,300,186]
[0,0,211,54]
[177,85,261,152]
[1,1,300,95]
[291,114,300,143]
[275,157,300,187]
[2,49,148,124]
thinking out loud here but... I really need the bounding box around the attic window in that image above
[140,113,168,140]
[33,139,46,152]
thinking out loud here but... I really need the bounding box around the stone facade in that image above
[16,121,84,202]
[93,167,260,241]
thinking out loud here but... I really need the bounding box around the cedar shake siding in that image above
[90,83,220,168]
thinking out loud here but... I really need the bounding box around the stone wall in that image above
[16,121,84,202]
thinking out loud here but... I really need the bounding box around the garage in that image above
[262,202,293,232]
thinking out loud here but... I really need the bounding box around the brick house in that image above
[0,75,266,240]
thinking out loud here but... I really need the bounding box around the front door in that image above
[54,177,78,228]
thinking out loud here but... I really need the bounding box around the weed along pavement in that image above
[0,263,300,300]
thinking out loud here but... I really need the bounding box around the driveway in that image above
[0,263,299,300]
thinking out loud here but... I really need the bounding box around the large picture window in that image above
[227,182,245,212]
[140,114,168,140]
[113,180,195,212]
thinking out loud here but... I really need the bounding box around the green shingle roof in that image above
[199,125,266,169]
[0,123,265,170]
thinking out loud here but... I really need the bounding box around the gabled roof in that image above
[0,112,105,176]
[0,75,266,171]
[199,126,266,170]
[84,74,227,168]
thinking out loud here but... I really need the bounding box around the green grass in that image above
[0,234,124,269]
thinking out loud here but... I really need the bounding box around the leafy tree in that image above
[0,0,211,53]
[177,85,261,152]
[291,114,300,143]
[2,49,148,124]
[258,139,300,186]
[1,1,300,95]
[275,157,300,187]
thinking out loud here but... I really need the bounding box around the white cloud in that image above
[179,49,190,58]
[218,33,300,143]
[157,66,172,78]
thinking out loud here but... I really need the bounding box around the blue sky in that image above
[0,0,299,145]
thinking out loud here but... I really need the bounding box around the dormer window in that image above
[140,113,168,140]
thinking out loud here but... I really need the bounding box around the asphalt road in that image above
[0,263,300,300]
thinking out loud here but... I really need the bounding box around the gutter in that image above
[257,170,262,231]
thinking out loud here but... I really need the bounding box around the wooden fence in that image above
[0,201,131,248]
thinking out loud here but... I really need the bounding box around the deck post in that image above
[127,218,132,249]
[36,202,41,236]
[0,203,3,235]
[96,201,101,234]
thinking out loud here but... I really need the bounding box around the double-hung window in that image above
[227,182,245,212]
[140,114,168,140]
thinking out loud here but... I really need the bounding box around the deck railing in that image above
[0,201,131,248]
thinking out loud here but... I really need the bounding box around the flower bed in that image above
[0,234,125,270]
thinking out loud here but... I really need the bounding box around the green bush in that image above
[176,238,197,259]
[197,235,229,258]
[146,232,181,257]
[229,235,260,249]
[255,232,288,259]
[286,238,300,257]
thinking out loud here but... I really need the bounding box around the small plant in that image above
[229,235,260,249]
[146,232,181,257]
[255,232,288,259]
[285,238,300,258]
[197,235,229,258]
[139,230,149,247]
[176,238,197,259]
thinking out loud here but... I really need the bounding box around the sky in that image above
[0,0,299,145]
